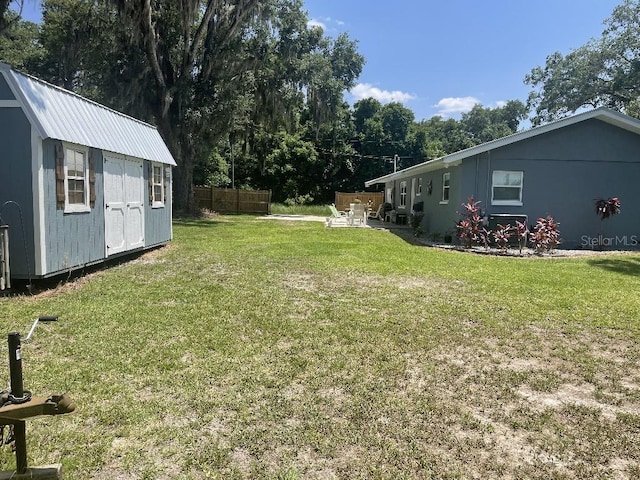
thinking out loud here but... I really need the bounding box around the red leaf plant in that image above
[595,197,621,220]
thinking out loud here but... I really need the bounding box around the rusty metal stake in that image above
[8,332,27,474]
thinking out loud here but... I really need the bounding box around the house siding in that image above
[368,112,640,249]
[413,167,462,237]
[0,107,35,278]
[455,120,640,248]
[42,140,106,276]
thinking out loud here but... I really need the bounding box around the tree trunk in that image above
[153,111,196,213]
[172,152,195,214]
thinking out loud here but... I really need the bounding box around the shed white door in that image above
[104,156,145,256]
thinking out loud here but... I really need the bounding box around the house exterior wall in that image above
[387,167,462,235]
[448,119,640,248]
[41,140,106,276]
[423,167,461,237]
[0,104,36,278]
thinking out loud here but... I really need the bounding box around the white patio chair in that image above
[326,204,349,227]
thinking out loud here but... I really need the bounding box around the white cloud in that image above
[308,16,346,32]
[349,83,416,104]
[434,97,480,116]
[434,98,509,117]
[307,18,326,30]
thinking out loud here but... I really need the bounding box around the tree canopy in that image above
[526,0,640,124]
[0,0,21,36]
[0,0,530,207]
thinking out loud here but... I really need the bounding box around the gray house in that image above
[0,63,176,281]
[365,108,640,249]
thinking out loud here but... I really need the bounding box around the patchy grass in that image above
[1,215,640,479]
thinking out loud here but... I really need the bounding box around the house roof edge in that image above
[364,107,640,186]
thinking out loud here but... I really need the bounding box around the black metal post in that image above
[8,332,28,474]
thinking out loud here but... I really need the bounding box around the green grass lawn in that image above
[1,215,640,479]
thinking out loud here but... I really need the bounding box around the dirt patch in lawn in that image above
[426,324,640,478]
[12,244,174,300]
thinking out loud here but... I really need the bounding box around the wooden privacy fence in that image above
[194,187,272,214]
[335,191,384,213]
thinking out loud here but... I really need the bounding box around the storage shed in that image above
[0,63,176,281]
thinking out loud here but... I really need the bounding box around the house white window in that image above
[441,172,450,203]
[492,170,523,206]
[64,145,90,213]
[152,163,165,207]
[400,181,407,207]
[417,178,422,195]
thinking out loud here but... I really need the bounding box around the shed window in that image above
[417,178,422,195]
[400,181,407,207]
[441,172,450,203]
[64,146,90,213]
[492,170,523,206]
[152,164,164,207]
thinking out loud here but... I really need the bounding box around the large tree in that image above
[68,0,362,210]
[107,0,279,212]
[0,0,22,36]
[1,1,365,204]
[0,15,40,69]
[241,14,363,198]
[460,101,527,143]
[525,0,640,124]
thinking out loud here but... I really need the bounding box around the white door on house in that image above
[104,156,145,256]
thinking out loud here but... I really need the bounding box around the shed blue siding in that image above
[1,65,175,282]
[0,75,14,100]
[0,108,35,278]
[144,166,172,247]
[41,140,106,275]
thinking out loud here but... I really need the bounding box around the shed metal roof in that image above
[364,107,640,187]
[0,63,176,166]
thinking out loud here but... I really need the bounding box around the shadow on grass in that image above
[367,219,426,246]
[587,256,640,277]
[173,217,232,228]
[4,245,169,296]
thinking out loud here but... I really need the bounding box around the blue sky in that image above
[14,0,622,123]
[304,0,622,122]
